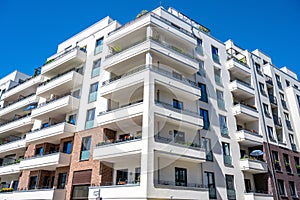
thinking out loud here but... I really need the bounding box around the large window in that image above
[222,142,231,165]
[94,37,104,55]
[57,173,67,189]
[204,172,216,199]
[200,108,209,130]
[199,83,208,102]
[85,108,95,129]
[175,167,187,186]
[88,82,98,103]
[267,126,274,140]
[211,46,220,63]
[91,59,101,78]
[116,169,128,185]
[278,179,286,196]
[226,175,236,200]
[29,176,37,190]
[289,181,297,197]
[201,137,213,161]
[217,90,225,110]
[80,136,91,161]
[173,99,183,110]
[72,185,89,200]
[63,141,72,154]
[219,115,228,135]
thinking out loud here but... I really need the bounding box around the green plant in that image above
[136,10,148,18]
[45,58,54,65]
[198,25,209,33]
[171,46,184,54]
[112,46,122,53]
[274,160,280,163]
[0,188,13,193]
[296,165,300,169]
[285,162,290,166]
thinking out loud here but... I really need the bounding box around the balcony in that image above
[0,189,66,200]
[93,137,142,162]
[154,135,206,163]
[229,80,255,98]
[19,152,71,170]
[0,138,26,155]
[0,94,36,118]
[103,38,199,74]
[240,158,268,173]
[0,115,32,135]
[26,122,76,144]
[244,192,274,200]
[36,70,83,98]
[0,163,20,176]
[41,46,86,76]
[98,100,143,125]
[232,103,259,122]
[2,76,43,101]
[31,95,79,120]
[235,130,263,147]
[154,100,203,128]
[226,57,251,78]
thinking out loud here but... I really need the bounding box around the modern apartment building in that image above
[0,6,299,200]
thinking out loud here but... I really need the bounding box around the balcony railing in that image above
[35,93,75,109]
[231,56,248,67]
[224,155,232,165]
[154,135,202,149]
[233,102,257,111]
[206,150,213,161]
[217,98,226,110]
[200,92,208,103]
[212,54,220,64]
[215,75,223,86]
[5,77,35,92]
[291,143,297,152]
[227,189,236,200]
[99,100,143,115]
[221,127,229,136]
[197,67,206,77]
[155,180,206,190]
[277,81,283,90]
[203,121,210,130]
[0,158,22,167]
[286,120,293,131]
[38,68,78,87]
[265,75,273,86]
[97,135,142,147]
[232,79,253,89]
[155,100,200,118]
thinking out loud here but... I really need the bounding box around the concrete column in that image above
[146,26,153,39]
[145,52,152,66]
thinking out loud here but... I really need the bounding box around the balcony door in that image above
[175,167,187,186]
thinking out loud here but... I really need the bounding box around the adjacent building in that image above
[0,6,299,200]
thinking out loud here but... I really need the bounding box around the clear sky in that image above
[0,0,299,78]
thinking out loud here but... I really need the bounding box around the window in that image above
[244,179,251,193]
[35,147,43,156]
[285,80,290,87]
[275,74,283,90]
[295,157,300,175]
[214,69,222,86]
[259,82,266,96]
[297,95,300,107]
[174,130,185,144]
[72,185,89,199]
[219,115,228,136]
[173,99,183,110]
[63,141,72,154]
[216,90,225,110]
[283,154,292,174]
[199,83,208,102]
[289,134,295,144]
[200,108,209,130]
[198,60,205,76]
[92,59,101,78]
[175,167,187,186]
[204,172,216,199]
[289,181,297,197]
[57,173,67,189]
[211,46,220,63]
[68,114,77,125]
[135,167,141,184]
[29,176,37,190]
[116,169,128,185]
[255,63,263,76]
[272,151,281,171]
[85,108,95,129]
[72,89,80,99]
[94,37,104,55]
[80,136,91,161]
[195,38,203,55]
[225,175,236,200]
[42,122,49,129]
[201,137,213,161]
[222,143,231,165]
[263,103,271,118]
[267,126,274,140]
[278,179,286,196]
[88,82,99,103]
[172,71,182,80]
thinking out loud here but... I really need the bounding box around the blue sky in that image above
[0,0,299,78]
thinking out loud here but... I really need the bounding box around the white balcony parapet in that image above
[0,163,20,176]
[0,94,36,117]
[240,159,268,173]
[0,139,26,155]
[2,76,43,100]
[26,122,76,144]
[244,192,274,200]
[232,103,259,121]
[31,95,79,120]
[229,80,255,96]
[0,115,32,135]
[41,46,86,76]
[89,185,142,200]
[236,130,263,146]
[0,189,66,200]
[19,152,71,170]
[37,70,83,98]
[226,57,251,75]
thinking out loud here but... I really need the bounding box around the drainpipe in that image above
[250,53,279,200]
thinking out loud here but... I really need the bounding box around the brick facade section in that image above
[65,126,112,200]
[264,142,300,199]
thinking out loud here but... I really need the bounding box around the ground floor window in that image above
[72,185,89,200]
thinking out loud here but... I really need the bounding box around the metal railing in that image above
[233,102,257,112]
[0,93,35,110]
[99,100,143,115]
[265,75,273,86]
[38,68,78,87]
[155,180,206,189]
[155,100,200,118]
[96,135,142,147]
[0,114,31,128]
[273,115,282,127]
[154,135,202,149]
